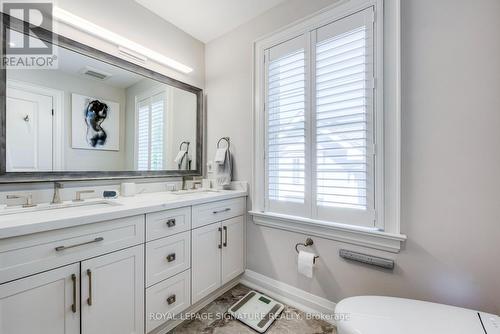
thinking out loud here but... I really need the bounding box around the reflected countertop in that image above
[0,188,248,239]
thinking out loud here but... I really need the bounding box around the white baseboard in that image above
[153,270,337,333]
[239,269,337,325]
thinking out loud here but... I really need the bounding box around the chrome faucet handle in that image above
[6,193,36,208]
[73,190,95,202]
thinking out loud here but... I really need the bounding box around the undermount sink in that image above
[0,199,121,216]
[171,189,220,195]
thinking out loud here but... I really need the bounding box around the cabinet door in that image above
[82,245,144,334]
[191,222,222,303]
[221,216,245,284]
[0,263,79,334]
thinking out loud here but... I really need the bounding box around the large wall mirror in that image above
[0,14,203,182]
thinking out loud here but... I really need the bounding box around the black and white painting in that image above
[71,93,120,151]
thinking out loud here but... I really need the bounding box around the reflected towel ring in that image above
[217,137,230,149]
[295,237,319,264]
[179,141,190,151]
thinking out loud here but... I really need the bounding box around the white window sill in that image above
[248,211,407,253]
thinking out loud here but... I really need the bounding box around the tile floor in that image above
[169,284,337,334]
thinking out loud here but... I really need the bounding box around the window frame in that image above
[251,0,406,252]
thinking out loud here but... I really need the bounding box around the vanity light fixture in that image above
[52,7,194,74]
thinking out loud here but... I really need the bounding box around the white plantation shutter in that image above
[314,8,376,226]
[265,35,308,215]
[136,92,166,171]
[150,93,165,170]
[263,7,378,228]
[137,99,150,171]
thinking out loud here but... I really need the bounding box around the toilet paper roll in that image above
[298,250,315,278]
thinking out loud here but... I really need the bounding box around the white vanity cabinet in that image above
[0,192,247,334]
[0,216,145,334]
[0,245,144,334]
[81,245,144,334]
[191,199,246,304]
[0,263,80,334]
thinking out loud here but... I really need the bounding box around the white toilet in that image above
[335,296,500,334]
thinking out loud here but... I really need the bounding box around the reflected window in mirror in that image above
[136,90,166,170]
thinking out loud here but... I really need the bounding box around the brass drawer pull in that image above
[55,237,104,251]
[87,269,93,306]
[167,294,176,305]
[218,227,222,249]
[213,208,231,214]
[71,274,77,313]
[166,253,176,262]
[166,219,176,228]
[223,226,228,247]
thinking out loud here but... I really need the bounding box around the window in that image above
[265,7,376,227]
[136,91,165,170]
[252,0,405,252]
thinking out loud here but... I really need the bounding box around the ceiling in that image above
[56,45,145,89]
[134,0,287,43]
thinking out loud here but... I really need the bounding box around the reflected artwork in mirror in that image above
[0,14,203,182]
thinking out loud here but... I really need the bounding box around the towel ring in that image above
[179,141,190,151]
[295,238,319,264]
[217,137,230,149]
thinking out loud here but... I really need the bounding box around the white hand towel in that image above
[214,148,227,165]
[174,150,186,164]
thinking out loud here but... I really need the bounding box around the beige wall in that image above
[205,0,500,314]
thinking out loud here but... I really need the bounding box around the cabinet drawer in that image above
[146,270,191,333]
[146,207,191,241]
[0,215,145,284]
[192,197,246,228]
[146,231,190,287]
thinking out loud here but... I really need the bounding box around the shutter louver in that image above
[316,27,369,210]
[137,100,150,171]
[150,93,164,170]
[267,46,306,205]
[314,7,375,226]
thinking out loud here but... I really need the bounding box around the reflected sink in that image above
[0,199,121,216]
[171,189,220,195]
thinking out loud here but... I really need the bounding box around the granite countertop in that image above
[0,188,247,239]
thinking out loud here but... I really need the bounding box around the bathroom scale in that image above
[228,291,285,333]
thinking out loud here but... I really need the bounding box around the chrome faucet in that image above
[51,182,64,204]
[6,193,36,208]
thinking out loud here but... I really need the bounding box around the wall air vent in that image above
[79,66,112,81]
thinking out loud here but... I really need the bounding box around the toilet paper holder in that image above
[295,238,319,264]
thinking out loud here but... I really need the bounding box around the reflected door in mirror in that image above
[6,85,53,171]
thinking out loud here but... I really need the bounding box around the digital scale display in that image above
[258,296,271,304]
